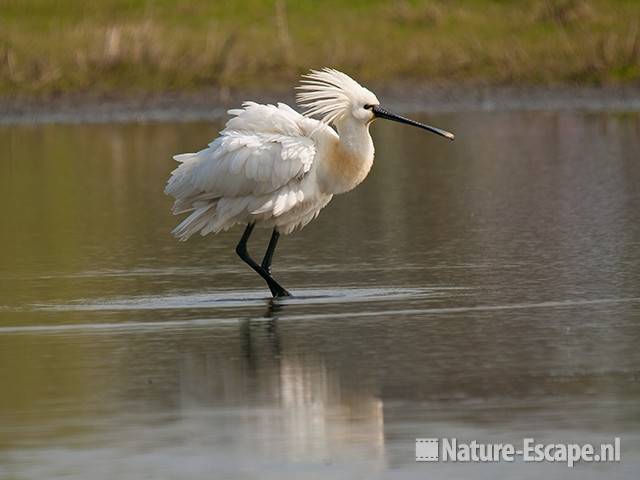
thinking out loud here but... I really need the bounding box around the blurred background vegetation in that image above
[1,0,639,97]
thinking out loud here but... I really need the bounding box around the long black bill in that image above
[372,105,455,141]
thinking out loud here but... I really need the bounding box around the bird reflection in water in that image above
[200,297,388,465]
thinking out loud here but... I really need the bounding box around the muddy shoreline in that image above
[2,85,640,125]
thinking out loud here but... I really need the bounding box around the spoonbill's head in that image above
[296,68,454,141]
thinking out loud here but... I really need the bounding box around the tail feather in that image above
[166,152,218,238]
[171,202,217,241]
[164,152,200,200]
[166,151,247,240]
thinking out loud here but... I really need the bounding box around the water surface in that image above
[1,111,640,479]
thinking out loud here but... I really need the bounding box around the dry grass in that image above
[533,0,595,25]
[0,0,639,96]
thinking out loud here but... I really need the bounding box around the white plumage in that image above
[165,69,380,239]
[165,68,454,296]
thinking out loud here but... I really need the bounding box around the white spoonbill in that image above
[165,68,454,297]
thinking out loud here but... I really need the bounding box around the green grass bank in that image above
[1,0,640,97]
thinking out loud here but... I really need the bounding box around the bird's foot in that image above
[270,285,291,298]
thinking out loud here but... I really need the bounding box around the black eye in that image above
[364,104,373,110]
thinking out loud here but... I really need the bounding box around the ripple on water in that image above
[30,286,451,312]
[0,287,460,335]
[0,289,637,336]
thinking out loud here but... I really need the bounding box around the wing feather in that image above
[165,103,318,204]
[165,102,334,239]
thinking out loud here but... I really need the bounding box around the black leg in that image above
[261,228,280,274]
[235,223,291,298]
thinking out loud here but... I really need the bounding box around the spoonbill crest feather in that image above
[296,68,379,124]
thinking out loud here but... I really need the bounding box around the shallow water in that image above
[1,111,640,479]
